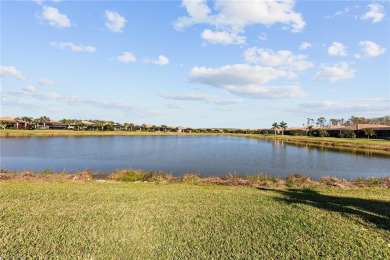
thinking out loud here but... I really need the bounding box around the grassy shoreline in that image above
[1,129,390,153]
[1,169,389,189]
[1,176,389,258]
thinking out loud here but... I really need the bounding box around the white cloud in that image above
[0,66,27,81]
[189,64,305,99]
[175,0,305,45]
[313,62,355,82]
[190,64,296,86]
[328,42,347,56]
[161,92,216,101]
[359,41,386,57]
[258,33,267,41]
[360,3,385,23]
[293,99,390,114]
[33,0,62,4]
[38,78,55,86]
[116,52,136,63]
[299,42,312,50]
[160,92,242,104]
[145,55,170,66]
[201,29,245,45]
[23,85,37,93]
[166,103,185,109]
[174,0,213,30]
[325,6,353,19]
[105,10,126,33]
[51,42,96,53]
[224,85,306,99]
[244,48,313,71]
[40,6,71,28]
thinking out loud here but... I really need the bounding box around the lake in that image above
[0,136,389,179]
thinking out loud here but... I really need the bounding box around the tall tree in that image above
[317,117,326,127]
[271,122,278,135]
[278,121,288,135]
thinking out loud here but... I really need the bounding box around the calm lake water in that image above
[0,136,389,179]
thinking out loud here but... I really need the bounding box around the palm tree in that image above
[141,124,147,131]
[278,121,288,135]
[363,128,375,139]
[0,121,8,129]
[271,122,278,135]
[36,116,50,129]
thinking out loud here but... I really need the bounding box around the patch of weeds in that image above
[109,169,147,182]
[286,173,311,187]
[39,168,55,174]
[353,177,382,187]
[180,173,202,184]
[319,176,351,188]
[109,169,174,183]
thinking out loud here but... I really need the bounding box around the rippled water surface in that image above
[1,136,389,179]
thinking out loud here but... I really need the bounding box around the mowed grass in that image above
[1,181,389,259]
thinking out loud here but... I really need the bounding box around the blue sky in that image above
[1,0,389,128]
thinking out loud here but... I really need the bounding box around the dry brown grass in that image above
[0,169,388,189]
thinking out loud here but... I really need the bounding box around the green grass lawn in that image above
[1,181,389,259]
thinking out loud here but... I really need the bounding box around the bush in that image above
[109,169,174,182]
[109,169,146,182]
[344,131,356,138]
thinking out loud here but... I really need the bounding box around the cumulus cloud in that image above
[38,78,55,86]
[51,42,96,53]
[145,55,170,66]
[189,64,305,98]
[360,3,385,23]
[359,41,386,57]
[116,52,136,63]
[328,42,347,56]
[313,62,355,82]
[190,64,296,86]
[201,29,246,45]
[40,6,71,28]
[175,0,305,45]
[0,66,27,81]
[299,42,312,50]
[244,48,313,71]
[105,10,126,33]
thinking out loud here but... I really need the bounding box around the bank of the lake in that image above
[1,177,389,259]
[1,129,390,153]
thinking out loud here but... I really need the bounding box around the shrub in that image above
[109,169,147,182]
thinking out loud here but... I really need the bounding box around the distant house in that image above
[0,117,30,129]
[326,124,390,139]
[45,120,68,130]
